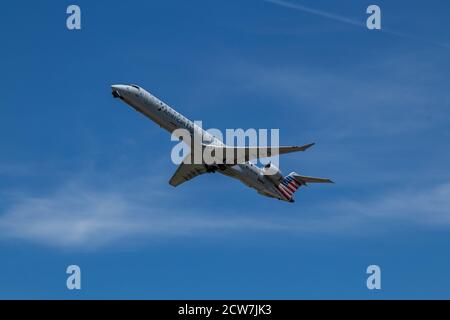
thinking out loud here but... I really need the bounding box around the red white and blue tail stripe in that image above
[277,173,302,201]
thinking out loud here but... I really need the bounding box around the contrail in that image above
[264,0,450,49]
[264,0,364,28]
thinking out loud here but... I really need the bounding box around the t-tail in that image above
[277,172,334,203]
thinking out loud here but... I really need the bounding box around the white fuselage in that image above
[111,84,289,201]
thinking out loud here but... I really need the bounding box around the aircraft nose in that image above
[111,84,127,98]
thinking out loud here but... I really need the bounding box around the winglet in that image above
[299,142,315,151]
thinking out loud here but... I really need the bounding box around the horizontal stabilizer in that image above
[292,173,334,184]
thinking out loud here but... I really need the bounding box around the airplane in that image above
[111,84,333,202]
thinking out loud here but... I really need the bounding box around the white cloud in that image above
[0,176,292,248]
[0,185,146,248]
[0,169,450,250]
[215,56,450,139]
[338,183,450,227]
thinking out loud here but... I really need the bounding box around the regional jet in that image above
[111,84,333,202]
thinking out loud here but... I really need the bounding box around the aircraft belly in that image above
[221,166,272,194]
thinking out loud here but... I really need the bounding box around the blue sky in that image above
[0,0,449,299]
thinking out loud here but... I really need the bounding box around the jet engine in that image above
[262,163,283,183]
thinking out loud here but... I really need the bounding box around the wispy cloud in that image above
[1,165,450,249]
[336,183,450,227]
[0,182,229,248]
[0,174,292,249]
[216,56,450,139]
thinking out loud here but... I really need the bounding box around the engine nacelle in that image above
[262,163,283,183]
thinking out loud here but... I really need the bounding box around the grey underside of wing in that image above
[204,143,315,163]
[169,163,208,187]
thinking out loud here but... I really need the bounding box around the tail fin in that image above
[277,173,303,201]
[277,172,333,201]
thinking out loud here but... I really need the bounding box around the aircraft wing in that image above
[169,162,209,187]
[203,143,315,164]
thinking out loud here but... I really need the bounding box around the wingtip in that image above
[168,180,177,187]
[301,142,315,150]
